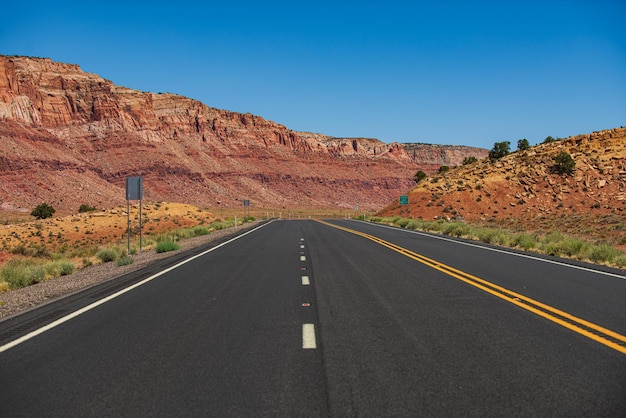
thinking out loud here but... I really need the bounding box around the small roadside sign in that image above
[399,195,409,205]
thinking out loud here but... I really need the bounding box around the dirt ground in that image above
[0,202,217,267]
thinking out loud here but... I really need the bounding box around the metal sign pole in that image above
[127,199,131,256]
[139,198,143,253]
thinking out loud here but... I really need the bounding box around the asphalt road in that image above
[0,219,624,416]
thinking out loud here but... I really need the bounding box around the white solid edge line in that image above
[301,276,310,285]
[302,323,317,349]
[358,220,626,280]
[0,221,274,355]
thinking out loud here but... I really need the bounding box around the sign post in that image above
[125,176,143,255]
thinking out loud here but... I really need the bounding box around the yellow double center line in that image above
[318,220,626,355]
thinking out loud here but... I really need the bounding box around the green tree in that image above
[414,170,427,183]
[517,138,530,151]
[488,141,510,161]
[462,156,478,165]
[554,151,576,175]
[438,165,450,174]
[31,203,56,220]
[543,136,556,144]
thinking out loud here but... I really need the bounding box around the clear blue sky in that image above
[1,1,624,148]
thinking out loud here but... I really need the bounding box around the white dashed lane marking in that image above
[301,276,310,285]
[302,323,317,349]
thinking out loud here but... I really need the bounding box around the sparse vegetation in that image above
[438,166,450,174]
[462,156,478,165]
[367,216,626,268]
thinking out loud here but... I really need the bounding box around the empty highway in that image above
[1,220,624,416]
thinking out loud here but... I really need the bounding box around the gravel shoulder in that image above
[0,222,263,320]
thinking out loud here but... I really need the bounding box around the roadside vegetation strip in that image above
[0,220,273,355]
[317,220,626,355]
[366,216,626,269]
[0,217,256,292]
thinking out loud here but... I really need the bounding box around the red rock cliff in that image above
[0,56,484,213]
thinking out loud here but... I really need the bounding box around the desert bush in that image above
[117,256,134,266]
[193,226,210,236]
[0,259,46,289]
[396,218,411,228]
[442,222,470,237]
[511,233,537,251]
[78,204,97,213]
[156,240,180,253]
[96,248,118,263]
[406,220,422,230]
[462,156,478,165]
[12,244,49,258]
[587,244,620,264]
[554,151,576,175]
[31,203,56,220]
[44,260,75,278]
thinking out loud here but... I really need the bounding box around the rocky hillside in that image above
[379,128,626,248]
[0,55,485,214]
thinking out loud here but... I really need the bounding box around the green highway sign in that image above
[399,195,409,205]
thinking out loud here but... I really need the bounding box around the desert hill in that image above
[378,128,626,248]
[0,55,485,214]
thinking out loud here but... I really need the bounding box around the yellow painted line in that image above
[317,220,626,355]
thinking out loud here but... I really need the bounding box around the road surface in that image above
[1,220,624,416]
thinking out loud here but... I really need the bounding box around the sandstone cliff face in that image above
[0,55,484,213]
[402,144,489,171]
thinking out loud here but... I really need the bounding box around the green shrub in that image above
[396,218,411,228]
[44,260,75,277]
[96,248,118,263]
[31,203,56,220]
[587,244,620,264]
[117,256,134,266]
[193,226,210,236]
[0,259,46,289]
[406,220,422,230]
[78,204,97,213]
[156,240,180,253]
[554,151,576,175]
[462,156,478,165]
